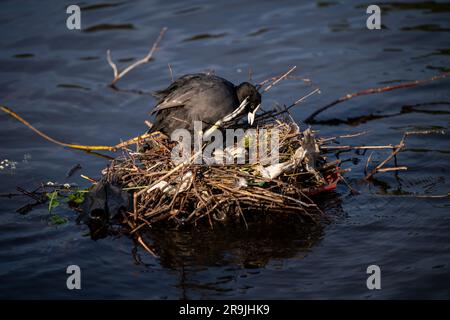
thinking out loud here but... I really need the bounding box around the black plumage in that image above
[149,73,261,136]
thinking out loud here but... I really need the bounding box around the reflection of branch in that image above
[306,101,450,126]
[305,72,450,123]
[107,27,168,86]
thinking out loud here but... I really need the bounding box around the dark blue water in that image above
[0,0,449,299]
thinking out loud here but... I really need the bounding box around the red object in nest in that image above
[305,169,341,197]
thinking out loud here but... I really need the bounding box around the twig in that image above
[258,74,311,89]
[144,120,153,129]
[364,135,407,180]
[277,88,321,117]
[204,97,249,139]
[137,235,157,257]
[410,193,449,199]
[168,63,174,82]
[363,129,444,180]
[305,72,450,123]
[107,27,168,86]
[321,145,396,151]
[286,88,321,111]
[80,174,97,183]
[1,105,161,151]
[320,131,369,143]
[404,129,446,136]
[257,88,321,121]
[338,131,370,139]
[376,166,408,172]
[364,151,373,175]
[1,106,115,151]
[106,50,118,79]
[261,66,297,93]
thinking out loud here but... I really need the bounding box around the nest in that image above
[102,113,341,230]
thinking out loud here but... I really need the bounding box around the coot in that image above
[149,73,261,136]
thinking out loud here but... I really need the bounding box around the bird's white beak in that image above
[247,104,260,126]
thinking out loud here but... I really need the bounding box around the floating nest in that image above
[95,114,342,231]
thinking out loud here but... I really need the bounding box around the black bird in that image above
[149,73,261,136]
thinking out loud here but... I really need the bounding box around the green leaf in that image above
[244,135,252,148]
[49,214,67,225]
[248,180,266,187]
[46,191,60,213]
[67,190,85,206]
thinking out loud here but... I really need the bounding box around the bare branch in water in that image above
[106,50,118,78]
[107,27,168,86]
[363,129,445,180]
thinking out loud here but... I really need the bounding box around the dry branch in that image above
[321,145,396,151]
[363,129,445,180]
[262,66,297,93]
[376,166,408,173]
[256,88,321,122]
[107,27,168,86]
[0,105,161,152]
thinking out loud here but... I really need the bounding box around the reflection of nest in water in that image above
[102,117,342,231]
[142,218,327,269]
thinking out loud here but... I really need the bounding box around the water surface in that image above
[0,0,449,299]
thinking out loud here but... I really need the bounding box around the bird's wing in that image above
[151,78,216,114]
[151,74,202,102]
[150,90,193,114]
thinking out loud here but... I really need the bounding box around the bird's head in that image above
[236,82,261,125]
